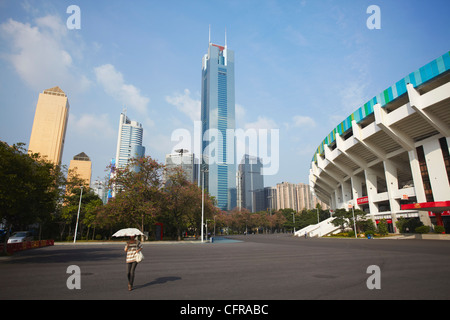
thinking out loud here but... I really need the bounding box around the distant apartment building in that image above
[165,149,199,184]
[28,86,69,165]
[296,183,313,210]
[276,182,327,212]
[276,182,298,211]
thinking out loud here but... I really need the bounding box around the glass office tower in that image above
[115,112,145,170]
[201,38,236,211]
[237,155,265,213]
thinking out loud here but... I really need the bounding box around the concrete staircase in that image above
[294,217,340,238]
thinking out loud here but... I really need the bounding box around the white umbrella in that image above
[112,228,144,237]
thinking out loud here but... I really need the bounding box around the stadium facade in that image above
[309,51,450,233]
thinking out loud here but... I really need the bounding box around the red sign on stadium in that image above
[357,196,369,205]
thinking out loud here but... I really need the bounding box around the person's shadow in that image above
[134,276,181,290]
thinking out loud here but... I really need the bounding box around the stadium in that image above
[308,51,450,235]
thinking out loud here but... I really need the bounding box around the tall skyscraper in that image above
[201,32,236,211]
[237,155,265,213]
[28,86,69,165]
[115,111,145,170]
[68,152,92,187]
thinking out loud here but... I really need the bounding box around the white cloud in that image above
[244,116,278,130]
[35,15,67,39]
[292,115,316,127]
[70,113,115,139]
[94,64,150,115]
[0,15,90,93]
[235,103,246,128]
[165,91,249,130]
[285,26,309,47]
[165,89,200,122]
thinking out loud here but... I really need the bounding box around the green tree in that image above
[330,208,350,232]
[228,207,252,234]
[377,219,389,236]
[395,217,423,233]
[297,209,320,230]
[213,211,229,235]
[331,208,367,234]
[97,156,219,241]
[83,198,103,240]
[161,167,218,240]
[60,186,102,240]
[278,208,297,231]
[0,142,66,253]
[98,156,164,234]
[251,211,268,234]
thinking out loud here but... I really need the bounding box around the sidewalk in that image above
[54,236,241,245]
[379,233,450,240]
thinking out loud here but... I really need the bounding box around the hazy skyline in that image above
[1,0,449,188]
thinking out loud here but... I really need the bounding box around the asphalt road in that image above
[1,234,450,301]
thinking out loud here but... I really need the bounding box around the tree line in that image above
[0,141,103,250]
[1,141,335,249]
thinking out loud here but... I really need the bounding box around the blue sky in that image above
[1,0,449,188]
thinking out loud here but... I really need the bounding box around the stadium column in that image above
[351,175,364,210]
[364,167,379,219]
[342,180,352,207]
[408,149,432,226]
[334,186,343,209]
[422,139,450,200]
[383,159,400,233]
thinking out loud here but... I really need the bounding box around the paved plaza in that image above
[1,234,450,301]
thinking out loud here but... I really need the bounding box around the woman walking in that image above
[124,235,143,291]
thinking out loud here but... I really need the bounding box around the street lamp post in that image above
[349,201,357,239]
[317,206,320,224]
[201,168,208,243]
[292,212,296,234]
[73,185,84,243]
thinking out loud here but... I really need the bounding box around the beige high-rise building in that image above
[68,152,92,187]
[28,86,69,165]
[276,182,329,211]
[276,182,298,211]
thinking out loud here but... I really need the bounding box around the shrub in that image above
[330,232,348,237]
[359,219,376,233]
[95,234,102,240]
[377,219,389,236]
[415,225,430,234]
[434,225,445,234]
[365,230,375,237]
[396,217,423,233]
